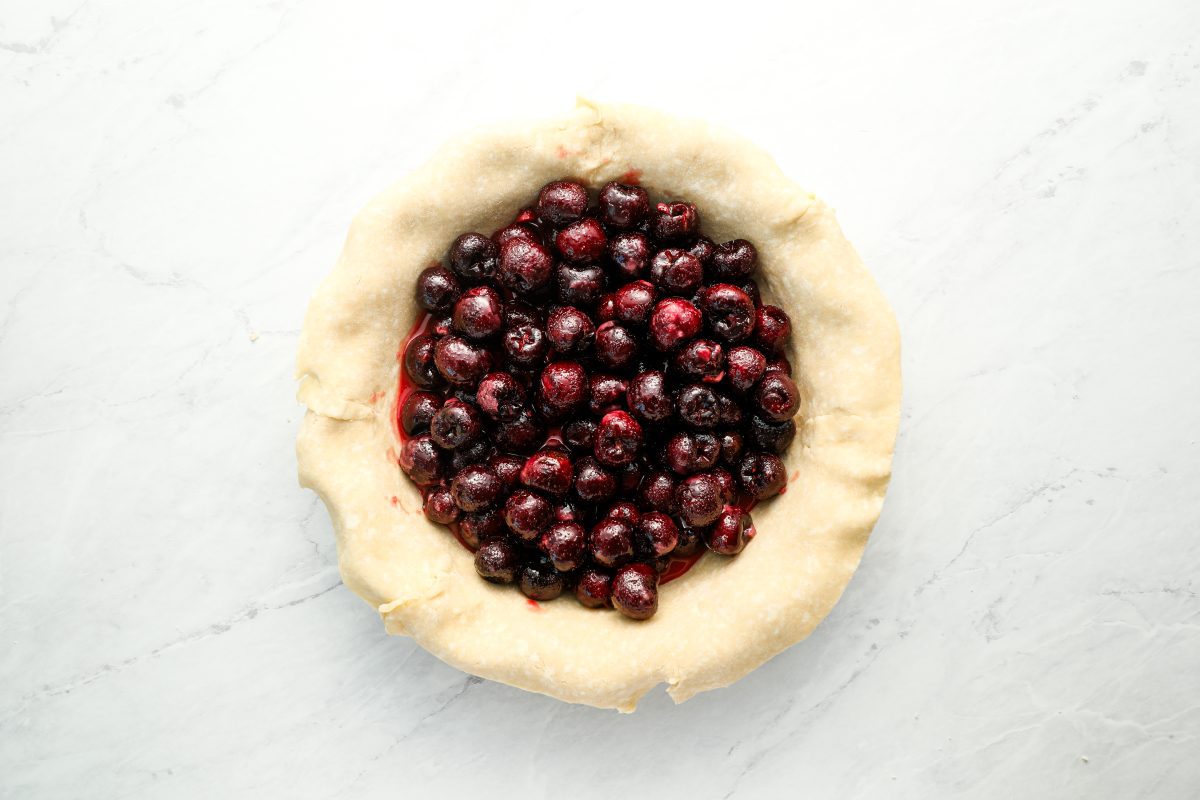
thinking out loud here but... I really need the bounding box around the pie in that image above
[296,100,901,711]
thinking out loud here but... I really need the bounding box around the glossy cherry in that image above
[649,298,702,351]
[651,202,698,242]
[475,538,520,583]
[555,218,607,264]
[599,182,649,229]
[590,518,635,567]
[400,390,443,435]
[520,449,574,496]
[536,180,588,226]
[416,266,462,312]
[539,521,587,572]
[504,490,552,540]
[607,231,653,280]
[576,568,613,608]
[737,451,787,499]
[753,305,792,352]
[448,233,499,284]
[452,285,504,339]
[611,563,658,620]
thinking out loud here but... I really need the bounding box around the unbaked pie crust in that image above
[296,100,901,711]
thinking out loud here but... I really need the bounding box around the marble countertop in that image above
[3,1,1198,797]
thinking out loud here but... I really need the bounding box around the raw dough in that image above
[296,100,901,711]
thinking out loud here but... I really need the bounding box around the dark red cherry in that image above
[637,512,679,557]
[416,266,462,312]
[710,466,737,504]
[737,451,787,499]
[519,558,565,601]
[404,334,444,389]
[676,473,724,527]
[649,298,702,351]
[555,218,607,264]
[637,470,678,514]
[615,460,644,494]
[503,490,552,540]
[688,236,715,264]
[504,301,543,328]
[673,524,707,558]
[710,239,758,278]
[677,384,721,430]
[605,501,641,526]
[626,370,674,423]
[423,488,460,524]
[546,306,595,354]
[502,322,548,368]
[398,435,445,486]
[599,182,650,229]
[459,508,505,547]
[429,313,453,336]
[450,465,502,512]
[749,415,796,454]
[651,202,698,243]
[475,538,520,583]
[754,305,792,352]
[613,280,657,325]
[493,411,546,454]
[433,335,492,386]
[554,499,582,523]
[726,345,767,392]
[537,361,588,418]
[699,284,756,342]
[754,373,800,422]
[715,392,743,428]
[488,453,524,489]
[719,431,744,465]
[576,568,613,608]
[556,263,606,307]
[429,401,484,449]
[539,521,587,572]
[588,374,628,414]
[520,449,574,495]
[596,293,617,322]
[573,455,617,503]
[536,180,588,226]
[561,418,597,452]
[590,518,635,567]
[449,437,494,472]
[673,338,725,383]
[498,236,554,295]
[594,322,639,370]
[649,249,703,294]
[665,431,719,475]
[611,563,658,620]
[492,222,539,248]
[607,231,653,280]
[452,285,504,340]
[400,390,443,435]
[765,355,793,376]
[448,233,499,284]
[475,372,526,420]
[739,279,762,307]
[594,410,644,468]
[707,508,753,555]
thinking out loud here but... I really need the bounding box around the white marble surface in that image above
[2,0,1198,796]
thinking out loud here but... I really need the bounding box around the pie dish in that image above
[296,100,901,711]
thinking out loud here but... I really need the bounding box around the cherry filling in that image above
[396,179,797,621]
